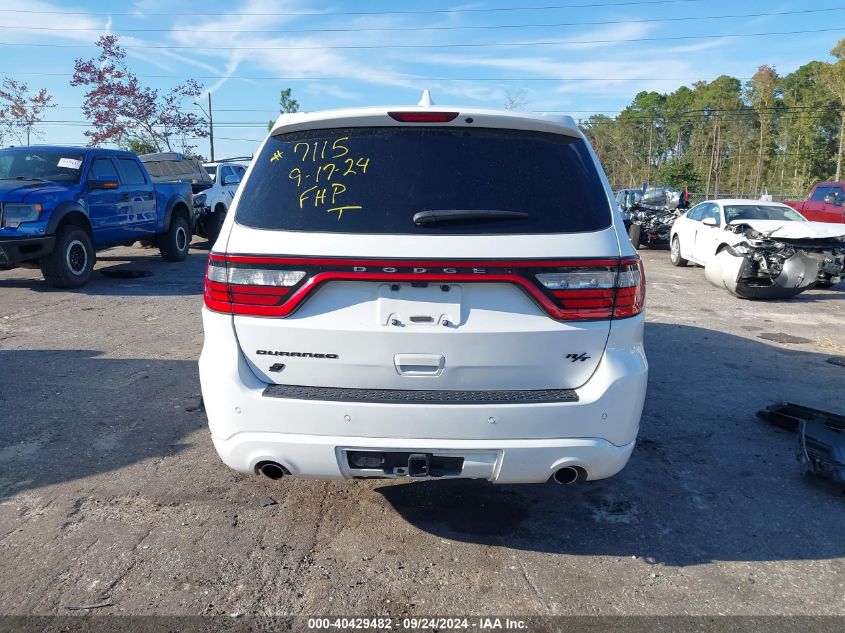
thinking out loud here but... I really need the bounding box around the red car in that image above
[784,182,845,223]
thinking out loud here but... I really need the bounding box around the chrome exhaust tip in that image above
[552,466,583,485]
[256,461,289,480]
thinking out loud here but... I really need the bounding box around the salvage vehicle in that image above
[783,182,845,224]
[0,146,193,288]
[199,96,648,485]
[199,161,247,244]
[670,199,845,299]
[618,184,686,248]
[203,159,249,183]
[139,152,242,245]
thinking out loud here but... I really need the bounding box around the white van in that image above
[199,100,647,484]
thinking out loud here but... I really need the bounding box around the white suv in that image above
[199,102,647,485]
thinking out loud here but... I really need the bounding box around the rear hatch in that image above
[210,113,640,391]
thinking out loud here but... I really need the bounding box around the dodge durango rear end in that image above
[198,102,648,485]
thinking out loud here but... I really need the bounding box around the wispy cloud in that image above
[0,0,105,44]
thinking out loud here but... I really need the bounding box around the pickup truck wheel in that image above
[40,224,95,288]
[670,235,688,267]
[204,207,226,245]
[159,214,191,262]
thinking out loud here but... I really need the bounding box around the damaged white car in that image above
[670,200,845,299]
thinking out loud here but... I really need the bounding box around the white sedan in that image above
[669,199,845,298]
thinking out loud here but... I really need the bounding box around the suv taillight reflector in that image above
[204,254,645,321]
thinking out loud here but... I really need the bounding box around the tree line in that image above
[581,39,845,198]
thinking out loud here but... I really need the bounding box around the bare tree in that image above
[0,77,55,146]
[503,89,528,111]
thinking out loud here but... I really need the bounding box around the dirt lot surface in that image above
[1,242,844,617]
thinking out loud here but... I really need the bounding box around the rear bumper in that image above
[199,308,648,483]
[212,432,635,484]
[0,236,54,266]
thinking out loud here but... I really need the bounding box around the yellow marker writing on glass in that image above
[327,206,362,220]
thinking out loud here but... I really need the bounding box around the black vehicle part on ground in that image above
[758,402,845,487]
[100,269,153,279]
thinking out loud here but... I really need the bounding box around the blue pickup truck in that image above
[0,146,194,288]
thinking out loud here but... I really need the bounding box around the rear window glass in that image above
[116,158,147,185]
[235,126,611,234]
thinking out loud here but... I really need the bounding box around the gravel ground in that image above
[0,241,844,617]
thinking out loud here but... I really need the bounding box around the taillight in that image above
[204,254,645,321]
[388,111,459,123]
[613,258,646,318]
[535,258,645,320]
[204,254,306,314]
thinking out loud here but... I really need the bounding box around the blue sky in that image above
[2,0,845,158]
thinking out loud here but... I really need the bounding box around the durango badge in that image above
[256,350,339,359]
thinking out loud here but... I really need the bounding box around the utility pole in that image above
[207,92,215,162]
[195,93,215,161]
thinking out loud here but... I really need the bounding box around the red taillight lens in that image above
[535,258,645,320]
[204,254,305,314]
[536,267,616,319]
[613,258,646,318]
[388,111,459,123]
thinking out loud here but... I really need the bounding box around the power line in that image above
[0,0,709,18]
[44,105,729,113]
[1,7,838,34]
[0,26,842,50]
[0,70,756,82]
[28,107,845,128]
[31,104,831,118]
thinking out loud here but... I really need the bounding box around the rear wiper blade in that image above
[413,209,529,226]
